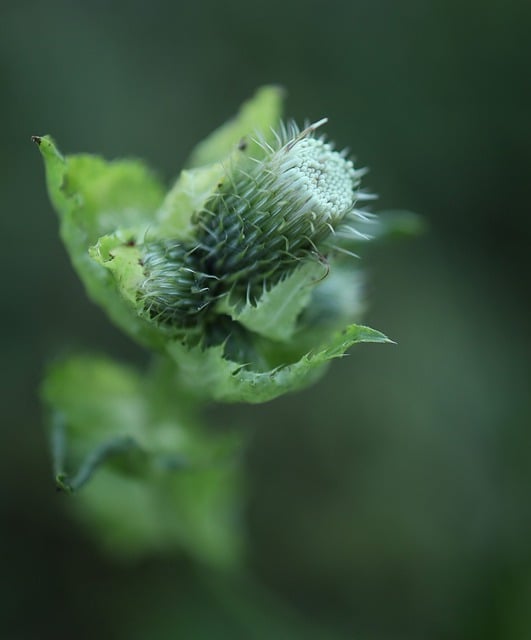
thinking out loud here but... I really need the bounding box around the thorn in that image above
[31,135,42,146]
[285,117,328,151]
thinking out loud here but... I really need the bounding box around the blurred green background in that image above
[2,0,531,637]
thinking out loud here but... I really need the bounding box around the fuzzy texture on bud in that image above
[140,120,366,328]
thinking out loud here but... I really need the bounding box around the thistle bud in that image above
[35,85,391,405]
[140,119,365,328]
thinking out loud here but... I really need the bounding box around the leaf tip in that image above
[31,134,63,159]
[32,134,55,153]
[55,473,73,494]
[260,83,287,99]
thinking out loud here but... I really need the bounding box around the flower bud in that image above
[140,119,366,328]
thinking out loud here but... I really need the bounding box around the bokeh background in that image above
[2,0,531,638]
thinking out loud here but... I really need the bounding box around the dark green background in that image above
[2,0,530,638]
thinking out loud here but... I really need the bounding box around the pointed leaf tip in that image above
[31,134,64,163]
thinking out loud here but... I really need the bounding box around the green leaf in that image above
[286,264,366,354]
[217,261,326,342]
[41,354,244,565]
[34,136,167,349]
[348,209,425,249]
[166,324,391,403]
[374,209,426,238]
[185,85,285,168]
[90,233,145,308]
[74,460,242,566]
[154,163,226,240]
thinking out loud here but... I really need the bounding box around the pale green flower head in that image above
[266,119,358,223]
[35,86,390,403]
